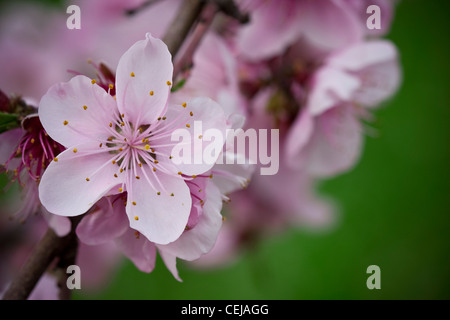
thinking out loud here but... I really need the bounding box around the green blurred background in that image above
[75,0,450,300]
[0,0,448,300]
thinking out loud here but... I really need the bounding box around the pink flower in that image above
[0,111,68,234]
[38,34,228,244]
[235,0,362,61]
[285,40,401,177]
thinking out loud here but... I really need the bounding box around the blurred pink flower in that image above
[236,0,363,61]
[0,0,181,99]
[285,40,401,177]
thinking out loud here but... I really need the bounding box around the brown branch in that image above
[2,215,83,300]
[173,2,218,78]
[162,0,206,58]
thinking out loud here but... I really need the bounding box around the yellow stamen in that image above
[134,216,139,221]
[91,79,96,84]
[149,91,154,96]
[63,120,68,126]
[167,81,172,86]
[130,72,135,77]
[109,84,114,89]
[73,148,78,153]
[182,102,187,108]
[53,157,58,162]
[186,124,190,128]
[119,187,123,192]
[83,105,88,110]
[132,201,136,206]
[86,178,90,182]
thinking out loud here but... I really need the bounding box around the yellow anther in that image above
[73,148,78,153]
[198,135,203,139]
[119,187,123,192]
[138,163,142,167]
[130,72,135,77]
[112,160,116,164]
[153,168,156,172]
[178,172,182,175]
[114,174,118,178]
[162,117,166,120]
[149,91,154,96]
[157,192,161,195]
[170,193,174,196]
[91,79,96,84]
[192,175,197,178]
[186,124,190,128]
[86,178,90,182]
[167,81,172,86]
[109,122,112,127]
[119,148,123,151]
[144,145,150,150]
[136,176,140,179]
[120,168,124,173]
[54,157,58,162]
[99,143,103,147]
[182,102,187,108]
[134,216,139,221]
[30,138,35,144]
[154,160,159,164]
[190,111,193,116]
[132,201,136,206]
[209,174,213,179]
[120,122,125,126]
[109,84,114,89]
[63,120,68,126]
[169,155,173,159]
[83,105,88,110]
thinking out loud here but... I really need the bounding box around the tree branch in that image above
[162,0,206,58]
[173,2,218,78]
[2,215,83,300]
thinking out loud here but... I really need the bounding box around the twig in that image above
[173,2,218,78]
[162,0,206,58]
[211,0,249,24]
[2,215,83,300]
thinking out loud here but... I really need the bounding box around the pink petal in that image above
[300,0,362,52]
[302,105,363,177]
[327,40,398,72]
[327,41,401,108]
[38,75,118,148]
[115,228,156,273]
[125,166,191,245]
[115,33,173,126]
[165,97,228,176]
[38,143,125,217]
[236,0,303,61]
[157,182,223,261]
[284,108,314,169]
[158,250,181,281]
[307,66,360,116]
[76,197,129,245]
[0,128,23,164]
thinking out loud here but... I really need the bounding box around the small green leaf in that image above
[170,78,186,93]
[0,112,19,134]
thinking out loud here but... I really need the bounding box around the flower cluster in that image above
[0,0,401,297]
